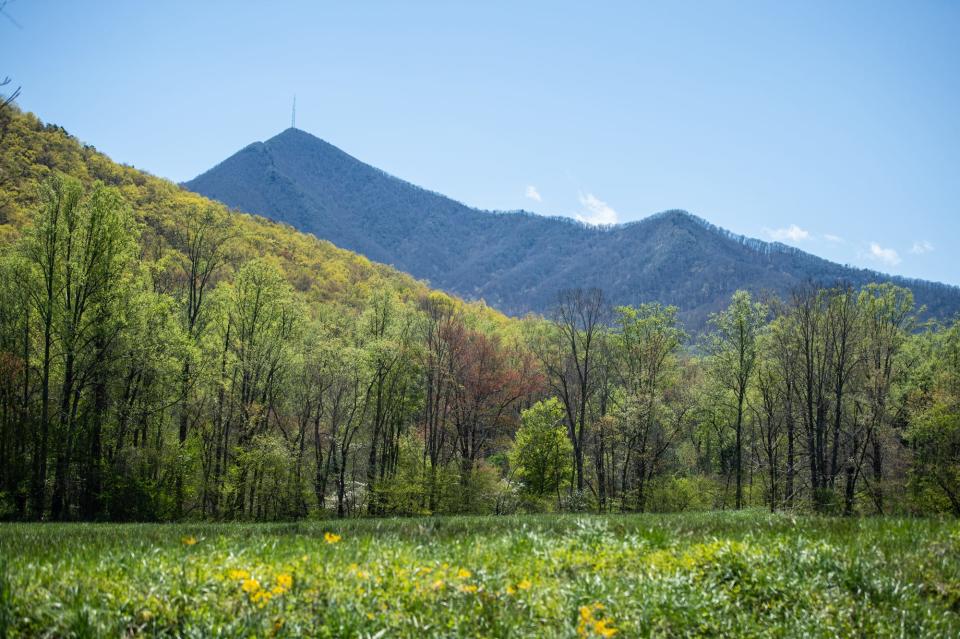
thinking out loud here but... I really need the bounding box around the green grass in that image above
[1,512,958,637]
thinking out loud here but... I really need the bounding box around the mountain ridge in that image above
[185,127,960,328]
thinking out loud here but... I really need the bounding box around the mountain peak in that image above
[642,209,698,224]
[264,127,338,151]
[270,126,319,142]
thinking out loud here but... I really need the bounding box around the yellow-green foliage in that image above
[0,107,507,325]
[0,106,527,523]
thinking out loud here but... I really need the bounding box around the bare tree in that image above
[535,288,608,497]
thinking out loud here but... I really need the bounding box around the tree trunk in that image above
[735,392,744,510]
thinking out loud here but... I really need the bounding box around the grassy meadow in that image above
[1,512,958,638]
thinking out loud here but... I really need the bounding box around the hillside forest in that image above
[1,108,959,522]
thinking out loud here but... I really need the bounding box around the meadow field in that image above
[0,512,958,638]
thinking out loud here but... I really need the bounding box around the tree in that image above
[751,335,783,512]
[417,293,458,512]
[22,175,82,516]
[790,285,832,510]
[768,312,798,507]
[907,319,960,515]
[510,398,572,504]
[0,254,31,517]
[27,177,138,519]
[449,326,538,498]
[705,290,767,509]
[168,205,232,516]
[534,288,607,498]
[0,75,20,144]
[305,316,369,518]
[858,283,915,514]
[612,303,686,511]
[360,290,420,515]
[224,258,298,518]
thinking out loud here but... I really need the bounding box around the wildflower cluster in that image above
[229,569,294,608]
[504,578,532,595]
[577,603,617,637]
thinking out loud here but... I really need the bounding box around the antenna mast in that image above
[291,95,296,129]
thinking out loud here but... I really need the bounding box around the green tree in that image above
[904,319,959,515]
[705,290,767,509]
[510,398,572,503]
[28,177,138,519]
[224,258,298,518]
[612,303,686,511]
[169,205,233,517]
[360,290,422,515]
[22,174,83,516]
[858,283,915,514]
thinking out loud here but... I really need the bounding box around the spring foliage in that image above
[0,107,958,521]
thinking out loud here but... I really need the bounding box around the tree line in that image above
[0,174,958,520]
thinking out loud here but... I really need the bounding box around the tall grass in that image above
[0,511,957,637]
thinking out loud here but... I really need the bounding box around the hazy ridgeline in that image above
[1,108,958,522]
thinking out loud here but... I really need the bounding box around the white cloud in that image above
[869,242,901,266]
[910,240,934,254]
[575,192,619,226]
[524,185,542,202]
[824,234,844,243]
[764,224,810,243]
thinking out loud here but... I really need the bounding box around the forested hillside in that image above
[1,107,958,522]
[185,127,960,329]
[0,108,521,520]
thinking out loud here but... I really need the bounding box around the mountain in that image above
[186,128,960,328]
[0,109,506,326]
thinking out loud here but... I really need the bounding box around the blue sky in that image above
[3,1,959,284]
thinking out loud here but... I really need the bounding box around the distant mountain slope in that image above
[185,128,960,327]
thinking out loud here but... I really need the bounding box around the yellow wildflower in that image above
[457,568,472,579]
[324,532,342,544]
[181,536,197,546]
[505,585,516,595]
[577,603,616,638]
[431,579,445,590]
[594,619,618,637]
[276,573,293,590]
[517,578,532,590]
[228,569,250,580]
[458,584,479,593]
[241,577,261,593]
